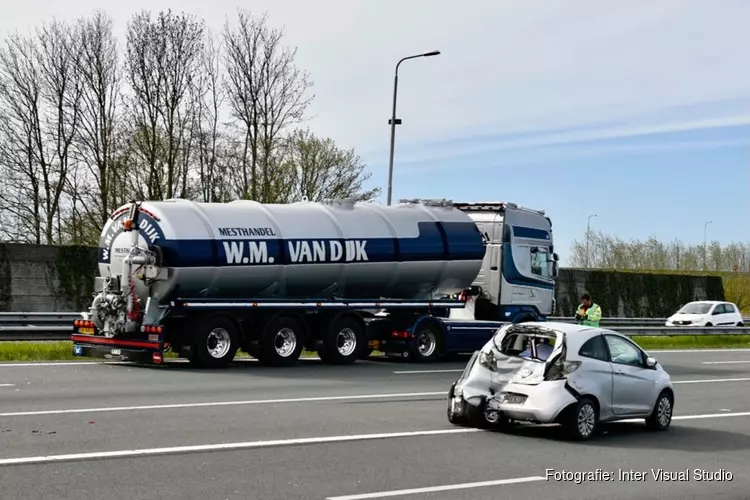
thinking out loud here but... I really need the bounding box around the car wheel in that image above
[705,322,713,327]
[737,322,744,327]
[563,397,598,440]
[646,390,673,431]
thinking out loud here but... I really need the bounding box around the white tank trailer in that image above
[76,198,487,367]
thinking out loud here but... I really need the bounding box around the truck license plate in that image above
[368,340,381,349]
[79,327,94,335]
[111,349,121,356]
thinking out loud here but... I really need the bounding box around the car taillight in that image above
[544,359,581,380]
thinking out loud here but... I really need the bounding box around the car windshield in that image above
[677,302,712,314]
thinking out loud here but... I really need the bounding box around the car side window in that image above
[712,304,724,315]
[578,335,608,361]
[604,335,644,367]
[724,303,736,313]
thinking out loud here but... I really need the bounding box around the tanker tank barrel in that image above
[96,198,487,305]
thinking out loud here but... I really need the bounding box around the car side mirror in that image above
[646,356,657,368]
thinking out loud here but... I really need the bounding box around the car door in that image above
[708,303,725,325]
[718,303,738,325]
[603,334,657,416]
[573,334,614,418]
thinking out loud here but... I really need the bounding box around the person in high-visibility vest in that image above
[575,293,602,327]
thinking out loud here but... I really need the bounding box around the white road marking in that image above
[617,410,750,423]
[0,391,446,417]
[326,476,546,500]
[649,348,750,353]
[673,377,750,384]
[667,411,750,421]
[0,384,14,387]
[2,375,749,418]
[0,358,324,368]
[0,428,482,466]
[1,409,750,467]
[3,408,750,467]
[702,360,750,364]
[0,362,122,368]
[393,369,464,374]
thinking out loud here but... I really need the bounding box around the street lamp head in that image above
[423,50,441,57]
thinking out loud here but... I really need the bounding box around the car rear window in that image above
[498,331,557,361]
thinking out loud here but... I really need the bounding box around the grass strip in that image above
[0,336,749,363]
[0,341,324,363]
[632,335,750,350]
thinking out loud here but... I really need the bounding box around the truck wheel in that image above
[411,322,442,363]
[192,316,239,369]
[319,316,365,365]
[257,316,305,367]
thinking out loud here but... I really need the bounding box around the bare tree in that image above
[222,11,262,199]
[270,128,379,203]
[255,19,313,201]
[222,10,313,201]
[570,229,750,273]
[72,11,123,233]
[0,8,378,248]
[190,29,231,202]
[0,32,43,243]
[0,22,83,245]
[124,9,205,200]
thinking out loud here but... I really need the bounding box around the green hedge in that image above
[557,269,726,317]
[0,243,11,312]
[53,245,98,309]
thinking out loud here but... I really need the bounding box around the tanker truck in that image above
[71,198,558,368]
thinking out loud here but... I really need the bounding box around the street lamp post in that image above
[386,50,441,206]
[703,220,713,271]
[586,214,597,269]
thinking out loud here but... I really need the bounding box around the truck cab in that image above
[369,201,559,362]
[455,201,558,322]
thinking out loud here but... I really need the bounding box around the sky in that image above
[0,0,748,265]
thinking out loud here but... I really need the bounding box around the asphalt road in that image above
[1,348,750,499]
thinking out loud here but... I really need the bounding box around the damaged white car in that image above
[446,322,675,440]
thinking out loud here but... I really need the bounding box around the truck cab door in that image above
[471,213,503,308]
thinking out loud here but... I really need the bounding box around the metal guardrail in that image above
[0,326,73,341]
[549,316,750,326]
[0,312,747,341]
[0,312,81,341]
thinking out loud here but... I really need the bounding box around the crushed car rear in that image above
[447,322,589,433]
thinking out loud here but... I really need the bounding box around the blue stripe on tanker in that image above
[99,220,486,267]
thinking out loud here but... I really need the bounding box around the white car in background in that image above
[665,301,744,327]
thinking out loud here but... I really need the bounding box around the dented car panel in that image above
[447,321,675,440]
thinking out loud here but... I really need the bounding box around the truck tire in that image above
[192,315,240,369]
[318,316,365,365]
[411,321,442,363]
[257,316,305,367]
